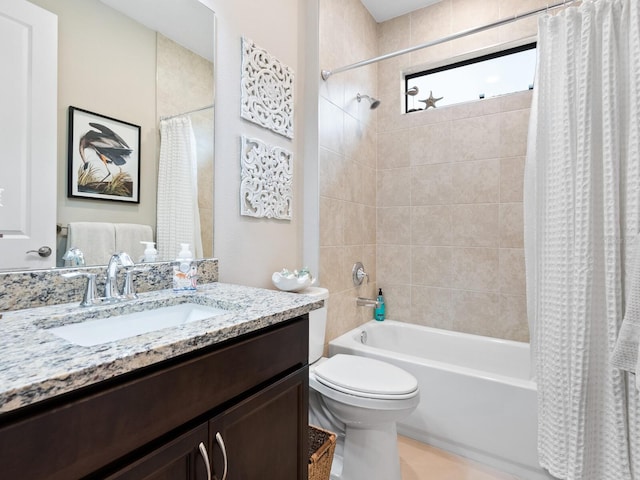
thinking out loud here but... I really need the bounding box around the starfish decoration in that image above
[418,90,444,109]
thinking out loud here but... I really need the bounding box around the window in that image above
[405,43,536,113]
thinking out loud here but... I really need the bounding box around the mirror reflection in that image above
[23,0,215,269]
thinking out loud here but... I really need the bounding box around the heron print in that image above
[69,107,140,203]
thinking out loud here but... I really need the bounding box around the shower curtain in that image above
[524,0,640,478]
[156,116,203,261]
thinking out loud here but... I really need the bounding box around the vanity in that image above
[0,277,321,479]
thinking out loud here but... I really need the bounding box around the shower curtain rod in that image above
[321,0,576,81]
[160,104,214,121]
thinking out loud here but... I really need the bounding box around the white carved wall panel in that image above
[240,136,292,220]
[240,37,294,139]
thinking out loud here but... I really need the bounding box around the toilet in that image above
[304,287,419,480]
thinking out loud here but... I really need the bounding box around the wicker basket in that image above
[308,425,336,480]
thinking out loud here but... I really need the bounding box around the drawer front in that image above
[0,316,308,480]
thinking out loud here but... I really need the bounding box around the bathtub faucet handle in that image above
[352,262,369,286]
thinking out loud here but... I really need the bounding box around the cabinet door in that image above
[104,423,210,480]
[209,368,309,480]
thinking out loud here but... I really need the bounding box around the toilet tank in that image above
[301,287,329,364]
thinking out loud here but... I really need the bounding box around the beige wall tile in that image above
[450,0,500,56]
[450,247,499,291]
[320,246,347,294]
[381,284,411,321]
[450,114,501,161]
[378,129,411,168]
[499,203,524,248]
[410,1,453,67]
[499,294,530,342]
[320,196,344,246]
[378,167,411,206]
[500,156,525,203]
[411,163,453,205]
[411,246,452,288]
[377,244,412,285]
[319,147,346,200]
[500,90,533,112]
[500,109,530,157]
[451,159,500,204]
[344,202,365,245]
[451,204,500,247]
[499,248,526,295]
[344,159,364,203]
[363,205,377,245]
[361,165,377,207]
[411,205,452,245]
[319,97,344,154]
[378,13,411,53]
[409,122,452,165]
[451,290,500,337]
[410,286,452,329]
[377,206,411,245]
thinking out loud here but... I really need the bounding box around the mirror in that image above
[20,0,215,270]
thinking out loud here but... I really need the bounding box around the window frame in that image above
[404,42,537,113]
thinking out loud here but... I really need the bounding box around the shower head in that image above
[405,86,419,96]
[357,93,381,110]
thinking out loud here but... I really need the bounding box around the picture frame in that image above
[67,106,141,203]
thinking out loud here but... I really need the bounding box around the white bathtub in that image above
[329,320,554,480]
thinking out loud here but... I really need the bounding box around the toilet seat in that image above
[314,354,418,400]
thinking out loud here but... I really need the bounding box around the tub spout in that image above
[357,297,380,308]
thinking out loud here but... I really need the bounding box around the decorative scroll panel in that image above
[241,37,294,139]
[240,136,292,220]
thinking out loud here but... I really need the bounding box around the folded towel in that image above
[66,222,116,266]
[114,223,153,262]
[612,233,640,386]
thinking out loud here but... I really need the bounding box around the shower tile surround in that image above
[319,0,540,343]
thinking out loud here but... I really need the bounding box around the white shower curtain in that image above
[525,1,640,478]
[156,116,203,261]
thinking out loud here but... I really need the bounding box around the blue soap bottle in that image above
[374,288,385,321]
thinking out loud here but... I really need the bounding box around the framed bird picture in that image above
[67,106,141,203]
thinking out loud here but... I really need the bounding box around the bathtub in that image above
[329,320,554,480]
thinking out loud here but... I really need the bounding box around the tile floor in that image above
[398,436,520,480]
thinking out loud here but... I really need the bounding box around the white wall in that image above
[205,0,317,287]
[31,0,158,233]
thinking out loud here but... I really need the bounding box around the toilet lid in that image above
[314,354,418,397]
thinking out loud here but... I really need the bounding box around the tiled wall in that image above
[318,0,379,343]
[319,0,542,343]
[375,0,542,342]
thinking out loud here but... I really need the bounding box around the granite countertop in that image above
[0,282,322,414]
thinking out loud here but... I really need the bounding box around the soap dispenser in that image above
[173,243,197,291]
[374,288,385,321]
[140,241,158,262]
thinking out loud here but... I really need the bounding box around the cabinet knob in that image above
[215,432,228,480]
[198,442,212,480]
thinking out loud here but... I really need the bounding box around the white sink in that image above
[48,303,228,347]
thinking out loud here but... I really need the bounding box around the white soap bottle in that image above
[140,241,158,262]
[173,243,197,291]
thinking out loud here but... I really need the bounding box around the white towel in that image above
[66,222,116,266]
[114,223,153,262]
[612,233,640,389]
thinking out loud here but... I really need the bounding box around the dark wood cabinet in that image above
[105,423,209,480]
[0,316,309,480]
[209,368,308,480]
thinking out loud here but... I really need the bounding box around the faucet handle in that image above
[122,266,147,299]
[62,271,98,307]
[352,262,369,286]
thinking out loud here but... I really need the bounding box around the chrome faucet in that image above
[356,297,380,308]
[105,252,135,300]
[62,251,146,306]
